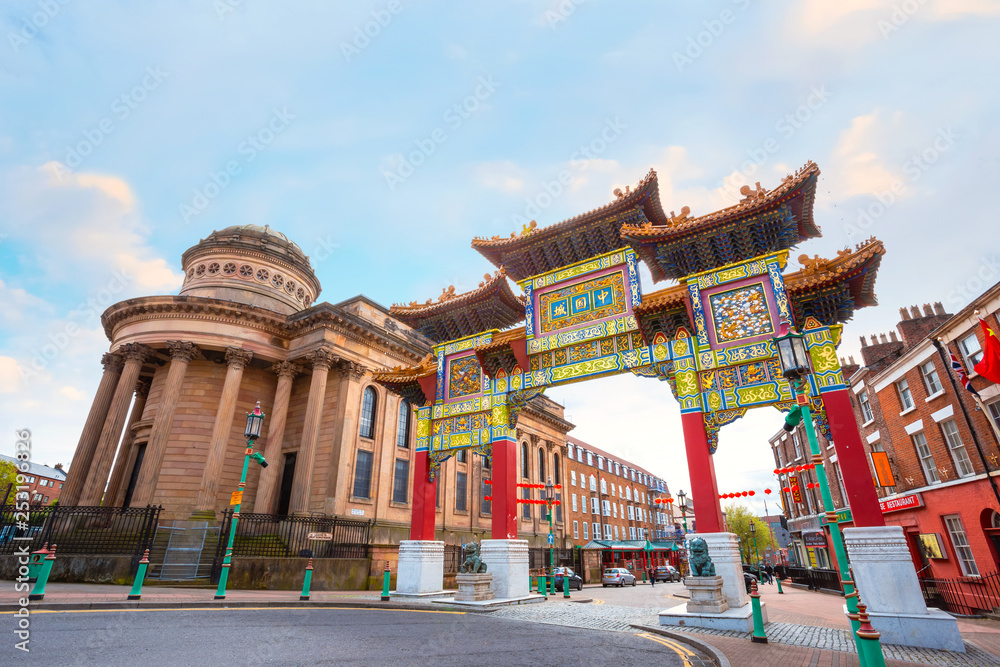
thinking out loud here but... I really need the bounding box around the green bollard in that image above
[300,557,314,601]
[29,544,56,602]
[381,561,391,602]
[856,600,887,667]
[776,575,783,594]
[749,578,767,644]
[541,575,548,598]
[563,574,570,599]
[128,549,151,600]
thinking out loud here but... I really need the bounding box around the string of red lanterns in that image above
[773,464,816,474]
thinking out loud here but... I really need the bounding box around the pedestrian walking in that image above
[765,563,774,585]
[649,567,655,586]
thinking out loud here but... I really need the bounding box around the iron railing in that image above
[529,547,580,572]
[785,565,843,593]
[213,511,371,562]
[920,570,1000,617]
[0,504,161,568]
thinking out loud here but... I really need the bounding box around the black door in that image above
[277,452,296,516]
[122,443,146,509]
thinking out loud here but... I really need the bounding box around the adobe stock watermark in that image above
[673,0,752,72]
[12,428,32,653]
[52,66,168,177]
[340,1,403,62]
[510,117,626,227]
[7,0,70,53]
[540,0,588,30]
[844,126,958,243]
[878,0,927,40]
[214,0,246,21]
[946,255,999,309]
[720,85,832,199]
[179,107,295,223]
[19,269,132,382]
[382,75,500,191]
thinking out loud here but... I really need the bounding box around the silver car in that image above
[601,567,637,587]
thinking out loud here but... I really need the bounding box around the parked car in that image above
[744,572,758,593]
[655,565,682,582]
[552,567,583,591]
[602,568,637,587]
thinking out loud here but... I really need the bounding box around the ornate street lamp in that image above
[544,476,555,595]
[771,327,885,663]
[677,489,688,534]
[215,401,268,600]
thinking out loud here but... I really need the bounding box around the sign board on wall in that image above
[789,475,803,503]
[350,508,365,516]
[918,533,946,559]
[879,493,923,514]
[803,530,828,548]
[871,451,896,487]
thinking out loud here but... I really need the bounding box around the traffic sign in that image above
[547,533,554,545]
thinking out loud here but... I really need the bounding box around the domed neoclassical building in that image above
[62,225,576,550]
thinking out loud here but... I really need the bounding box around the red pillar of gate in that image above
[491,438,518,539]
[821,388,885,528]
[409,450,437,540]
[681,411,724,534]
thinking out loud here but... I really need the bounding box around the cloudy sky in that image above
[1,1,997,516]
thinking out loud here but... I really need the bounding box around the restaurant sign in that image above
[879,493,923,514]
[803,530,828,549]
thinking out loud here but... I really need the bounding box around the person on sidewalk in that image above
[765,563,774,585]
[649,567,655,586]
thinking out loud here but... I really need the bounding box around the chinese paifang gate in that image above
[373,162,886,544]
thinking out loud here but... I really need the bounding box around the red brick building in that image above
[1,455,67,505]
[845,288,1000,583]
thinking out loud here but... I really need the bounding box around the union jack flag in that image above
[950,352,980,397]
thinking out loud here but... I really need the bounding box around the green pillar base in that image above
[28,594,44,602]
[300,595,310,601]
[214,594,226,600]
[751,636,768,644]
[127,594,141,601]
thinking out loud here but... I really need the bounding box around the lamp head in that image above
[245,401,266,440]
[250,451,268,468]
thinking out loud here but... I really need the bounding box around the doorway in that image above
[122,443,147,508]
[277,452,296,516]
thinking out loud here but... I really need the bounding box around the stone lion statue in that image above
[688,538,715,577]
[459,542,487,574]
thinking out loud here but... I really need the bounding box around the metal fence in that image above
[920,571,1000,617]
[786,565,843,593]
[0,504,161,567]
[529,547,580,572]
[214,511,371,562]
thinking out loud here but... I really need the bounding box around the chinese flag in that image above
[974,319,1000,384]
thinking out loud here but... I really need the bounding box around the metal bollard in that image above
[776,575,783,594]
[563,575,570,599]
[27,543,50,583]
[855,600,887,667]
[381,561,391,602]
[749,578,767,644]
[29,544,56,601]
[541,575,548,598]
[300,557,314,601]
[128,549,151,600]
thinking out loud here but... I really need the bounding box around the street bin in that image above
[28,544,50,583]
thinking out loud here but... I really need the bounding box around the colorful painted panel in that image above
[708,282,773,344]
[448,355,482,400]
[538,271,627,335]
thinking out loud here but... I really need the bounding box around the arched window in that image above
[625,486,632,501]
[360,387,377,439]
[538,448,546,482]
[396,400,410,448]
[553,454,560,485]
[600,478,607,494]
[521,443,529,479]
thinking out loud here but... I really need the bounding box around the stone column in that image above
[288,349,336,515]
[130,341,200,507]
[61,352,124,506]
[105,379,150,507]
[481,539,530,599]
[395,540,445,596]
[79,344,150,506]
[323,360,366,514]
[194,347,253,514]
[253,361,300,514]
[680,411,724,533]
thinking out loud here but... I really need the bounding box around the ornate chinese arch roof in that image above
[389,270,525,343]
[621,162,822,283]
[471,169,668,281]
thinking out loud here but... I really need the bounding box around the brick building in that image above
[844,287,1000,581]
[0,455,66,505]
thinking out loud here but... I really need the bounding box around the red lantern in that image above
[484,479,492,485]
[773,468,779,475]
[749,490,755,496]
[741,491,747,497]
[667,498,674,504]
[764,488,772,494]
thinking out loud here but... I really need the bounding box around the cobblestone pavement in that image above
[489,601,1000,666]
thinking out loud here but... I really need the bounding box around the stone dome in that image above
[179,224,322,314]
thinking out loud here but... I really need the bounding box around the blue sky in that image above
[1,1,997,514]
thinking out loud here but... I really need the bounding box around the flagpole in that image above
[934,338,1000,511]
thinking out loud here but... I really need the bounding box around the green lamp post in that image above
[544,476,556,596]
[677,490,688,534]
[773,323,885,665]
[215,401,268,600]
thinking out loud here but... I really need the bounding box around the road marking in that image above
[589,598,605,605]
[0,606,466,616]
[636,632,694,666]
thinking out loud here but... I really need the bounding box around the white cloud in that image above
[0,357,22,394]
[58,386,86,400]
[825,111,902,200]
[1,162,184,292]
[446,43,468,60]
[475,160,526,193]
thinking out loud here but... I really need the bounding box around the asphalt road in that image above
[7,607,705,666]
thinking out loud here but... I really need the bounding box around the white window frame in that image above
[598,457,604,471]
[611,484,616,497]
[613,525,619,540]
[912,432,940,484]
[591,497,599,514]
[573,521,579,539]
[572,494,578,512]
[612,503,617,518]
[590,475,597,492]
[600,478,607,494]
[586,451,594,466]
[959,333,984,369]
[593,523,601,540]
[921,360,943,396]
[897,378,914,411]
[583,522,589,540]
[625,486,632,501]
[941,419,975,478]
[571,470,576,486]
[859,390,874,423]
[944,514,979,576]
[792,432,802,460]
[629,526,637,540]
[627,505,635,520]
[603,499,611,517]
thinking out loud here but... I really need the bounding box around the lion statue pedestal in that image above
[455,543,494,602]
[685,575,728,614]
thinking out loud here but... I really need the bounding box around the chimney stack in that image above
[879,333,888,344]
[860,336,868,348]
[849,355,856,364]
[890,331,898,342]
[934,302,946,316]
[870,335,879,346]
[923,303,934,317]
[54,463,64,471]
[910,305,921,319]
[899,307,911,321]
